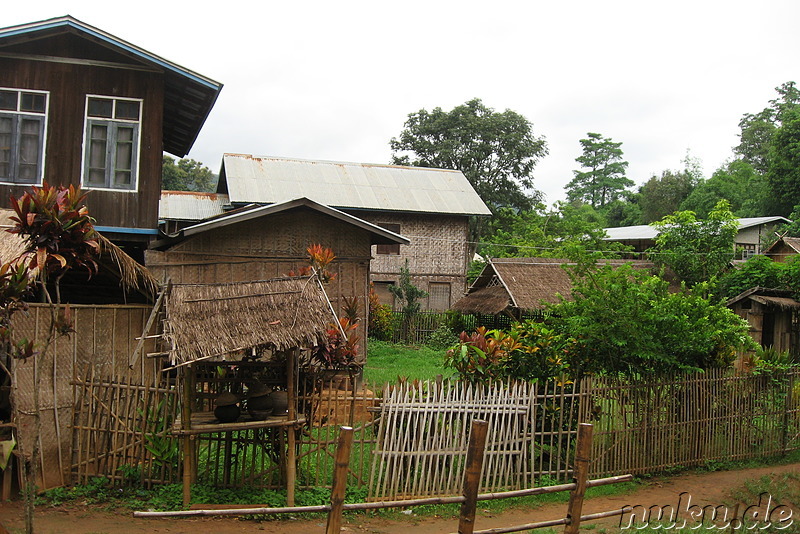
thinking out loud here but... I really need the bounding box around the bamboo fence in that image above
[367,379,580,501]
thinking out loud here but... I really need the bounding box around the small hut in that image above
[727,287,800,355]
[161,276,337,505]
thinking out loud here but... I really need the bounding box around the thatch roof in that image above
[727,286,800,311]
[0,209,159,301]
[453,258,658,315]
[163,276,334,365]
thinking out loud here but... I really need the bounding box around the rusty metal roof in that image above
[159,191,229,221]
[218,154,492,216]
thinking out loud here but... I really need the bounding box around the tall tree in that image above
[649,200,738,287]
[162,156,216,192]
[566,132,632,208]
[638,169,697,223]
[390,98,548,217]
[765,108,800,216]
[680,159,767,218]
[735,81,800,175]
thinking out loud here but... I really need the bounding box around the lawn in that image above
[363,339,449,387]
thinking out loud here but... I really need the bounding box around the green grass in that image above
[364,339,449,387]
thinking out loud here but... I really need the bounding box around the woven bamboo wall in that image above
[354,212,471,309]
[10,304,156,489]
[145,210,373,360]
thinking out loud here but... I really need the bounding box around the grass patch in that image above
[364,339,449,387]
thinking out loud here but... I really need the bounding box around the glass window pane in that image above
[115,140,133,172]
[114,170,131,186]
[0,117,13,179]
[87,168,106,185]
[87,123,108,186]
[88,98,113,118]
[115,100,140,120]
[0,91,17,111]
[20,93,46,113]
[18,119,41,182]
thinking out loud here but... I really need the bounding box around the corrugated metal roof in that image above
[604,217,792,241]
[159,191,229,221]
[219,154,492,216]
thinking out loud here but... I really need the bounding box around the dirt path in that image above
[1,463,798,534]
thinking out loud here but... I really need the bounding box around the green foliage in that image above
[719,255,783,298]
[390,98,548,240]
[445,327,522,383]
[161,155,216,192]
[425,322,458,350]
[566,132,632,208]
[766,108,800,216]
[650,200,738,287]
[548,264,755,376]
[388,261,427,344]
[638,169,697,223]
[680,159,766,218]
[367,283,393,341]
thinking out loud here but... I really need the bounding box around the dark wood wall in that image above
[0,34,164,230]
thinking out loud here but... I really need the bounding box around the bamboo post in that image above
[181,365,193,507]
[564,423,593,534]
[458,419,489,534]
[326,426,354,534]
[286,348,297,506]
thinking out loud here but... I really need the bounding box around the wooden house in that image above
[0,16,222,258]
[146,197,409,357]
[726,287,800,356]
[168,154,492,311]
[763,236,800,263]
[453,257,661,319]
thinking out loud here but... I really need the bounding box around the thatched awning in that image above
[750,295,800,310]
[164,276,334,365]
[452,286,511,315]
[0,209,159,301]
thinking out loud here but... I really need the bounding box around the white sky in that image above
[6,1,800,204]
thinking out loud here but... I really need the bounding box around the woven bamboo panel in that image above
[10,304,156,490]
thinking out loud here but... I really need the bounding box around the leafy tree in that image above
[566,132,632,208]
[390,98,548,225]
[735,81,800,174]
[162,155,216,191]
[638,170,696,223]
[765,108,800,216]
[649,200,738,288]
[680,159,767,218]
[548,264,754,376]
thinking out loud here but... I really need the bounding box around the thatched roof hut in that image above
[453,257,658,316]
[727,286,800,354]
[163,276,335,366]
[0,208,158,303]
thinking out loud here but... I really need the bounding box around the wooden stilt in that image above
[181,366,193,507]
[325,426,354,534]
[564,423,593,534]
[458,419,489,534]
[286,348,297,506]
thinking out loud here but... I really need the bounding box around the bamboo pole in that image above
[286,348,297,506]
[326,426,354,534]
[181,366,193,507]
[458,419,489,534]
[563,423,592,534]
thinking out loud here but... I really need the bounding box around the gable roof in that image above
[177,197,409,245]
[218,154,492,216]
[0,16,222,157]
[604,217,791,242]
[453,257,658,315]
[763,236,800,256]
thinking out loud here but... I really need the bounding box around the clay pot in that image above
[248,393,274,413]
[271,391,289,415]
[214,403,240,423]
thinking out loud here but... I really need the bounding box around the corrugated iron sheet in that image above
[220,154,492,216]
[159,191,229,221]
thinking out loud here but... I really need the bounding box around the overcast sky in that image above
[7,1,800,204]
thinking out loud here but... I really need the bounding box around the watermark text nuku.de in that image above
[620,492,794,530]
